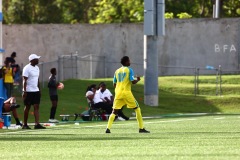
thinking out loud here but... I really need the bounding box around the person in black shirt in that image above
[48,68,59,123]
[6,52,16,64]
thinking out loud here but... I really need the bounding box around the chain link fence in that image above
[36,54,240,97]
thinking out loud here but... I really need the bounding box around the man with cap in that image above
[22,54,46,129]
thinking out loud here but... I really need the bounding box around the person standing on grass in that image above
[105,56,150,133]
[48,68,59,123]
[22,54,46,129]
[2,59,15,98]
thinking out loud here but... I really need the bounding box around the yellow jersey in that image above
[113,66,135,99]
[3,67,14,83]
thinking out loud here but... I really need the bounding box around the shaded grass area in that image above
[1,115,240,159]
[10,75,240,123]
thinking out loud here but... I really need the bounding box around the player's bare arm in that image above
[22,76,28,99]
[132,76,140,84]
[38,78,41,96]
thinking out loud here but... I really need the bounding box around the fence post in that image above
[90,55,93,79]
[216,68,219,95]
[104,56,107,78]
[58,56,63,81]
[219,65,222,96]
[42,63,44,88]
[194,67,200,96]
[194,67,197,96]
[76,55,78,79]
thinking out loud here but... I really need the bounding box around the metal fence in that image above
[36,54,240,97]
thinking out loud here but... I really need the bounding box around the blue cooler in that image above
[3,115,11,127]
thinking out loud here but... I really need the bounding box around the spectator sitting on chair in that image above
[98,82,129,120]
[2,97,22,126]
[98,82,114,105]
[86,84,128,120]
[86,84,112,115]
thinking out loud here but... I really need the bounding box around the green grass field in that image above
[1,115,240,159]
[1,75,240,159]
[8,75,240,123]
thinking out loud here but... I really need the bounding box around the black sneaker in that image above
[10,104,20,110]
[34,124,46,129]
[16,122,23,126]
[139,128,150,133]
[105,128,111,133]
[22,125,31,129]
[125,117,130,121]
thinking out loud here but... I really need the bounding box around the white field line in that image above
[72,118,197,128]
[4,117,233,135]
[0,118,197,135]
[213,117,225,120]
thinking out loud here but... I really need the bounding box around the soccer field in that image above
[1,115,240,160]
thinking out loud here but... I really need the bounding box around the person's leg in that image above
[133,107,144,129]
[118,108,129,120]
[50,101,57,119]
[4,83,11,98]
[106,109,119,132]
[99,102,112,114]
[33,92,45,129]
[106,98,125,132]
[2,104,10,112]
[9,83,13,97]
[3,103,21,125]
[49,96,58,119]
[126,95,149,133]
[5,97,20,110]
[4,97,12,104]
[11,108,22,125]
[23,105,31,126]
[9,97,16,104]
[33,104,40,125]
[22,92,32,129]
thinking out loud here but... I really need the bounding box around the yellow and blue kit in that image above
[113,66,139,109]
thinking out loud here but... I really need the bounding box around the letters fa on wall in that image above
[215,44,237,53]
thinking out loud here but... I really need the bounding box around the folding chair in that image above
[88,102,103,121]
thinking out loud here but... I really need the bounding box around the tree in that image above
[54,0,97,24]
[221,0,240,17]
[3,0,62,24]
[88,0,144,24]
[3,0,97,24]
[2,0,240,24]
[166,0,214,18]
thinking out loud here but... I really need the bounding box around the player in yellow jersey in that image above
[106,56,150,133]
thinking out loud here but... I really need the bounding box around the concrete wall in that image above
[158,18,240,75]
[2,18,240,80]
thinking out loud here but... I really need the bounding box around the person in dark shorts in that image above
[48,68,59,123]
[22,54,46,129]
